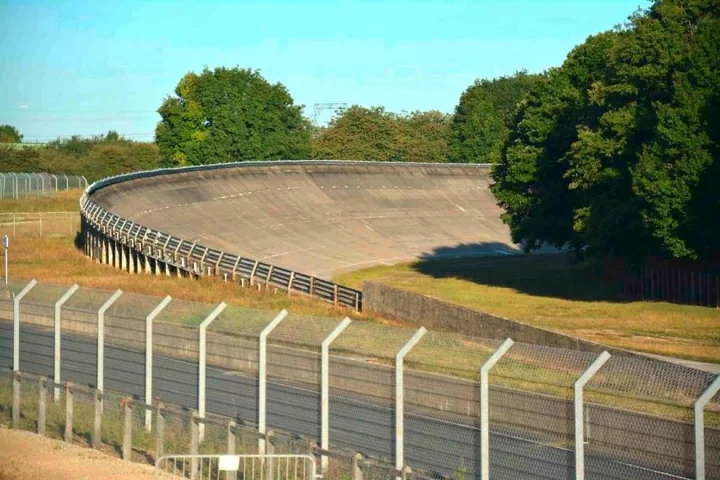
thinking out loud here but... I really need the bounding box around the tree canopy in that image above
[0,125,22,143]
[491,0,720,261]
[155,67,312,167]
[312,106,451,163]
[448,71,544,164]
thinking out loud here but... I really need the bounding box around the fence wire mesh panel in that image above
[0,279,719,480]
[0,172,86,199]
[154,454,316,480]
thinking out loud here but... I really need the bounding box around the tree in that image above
[449,71,544,164]
[312,106,451,163]
[0,125,22,143]
[492,0,720,262]
[155,67,312,167]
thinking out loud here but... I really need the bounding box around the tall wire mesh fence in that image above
[0,172,87,199]
[0,279,718,480]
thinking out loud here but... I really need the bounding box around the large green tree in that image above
[0,125,22,143]
[492,0,720,261]
[312,106,451,163]
[449,71,544,164]
[155,68,311,166]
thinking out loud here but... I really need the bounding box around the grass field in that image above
[334,255,720,363]
[0,189,83,213]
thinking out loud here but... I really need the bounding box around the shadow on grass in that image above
[412,242,627,303]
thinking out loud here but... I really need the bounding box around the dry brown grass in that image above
[334,256,720,363]
[0,189,83,213]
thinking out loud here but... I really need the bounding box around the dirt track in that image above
[0,427,155,480]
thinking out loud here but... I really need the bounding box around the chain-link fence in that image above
[1,279,719,480]
[0,173,87,199]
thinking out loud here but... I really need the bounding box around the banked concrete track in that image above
[87,161,515,280]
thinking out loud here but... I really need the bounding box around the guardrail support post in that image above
[258,309,288,454]
[575,351,610,480]
[55,284,79,402]
[480,338,514,480]
[395,327,427,480]
[97,290,123,412]
[145,295,171,431]
[695,375,720,480]
[14,280,38,377]
[198,302,227,442]
[321,317,352,473]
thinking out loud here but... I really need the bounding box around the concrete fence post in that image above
[12,371,21,428]
[92,389,102,448]
[395,327,427,480]
[65,383,74,443]
[480,338,514,480]
[695,375,720,480]
[156,403,165,460]
[54,284,79,402]
[575,351,610,480]
[123,397,133,460]
[14,280,38,374]
[265,430,276,480]
[190,410,200,479]
[321,317,352,473]
[198,302,227,442]
[145,296,172,431]
[352,453,365,480]
[38,377,47,435]
[227,420,236,454]
[258,309,288,454]
[97,290,123,409]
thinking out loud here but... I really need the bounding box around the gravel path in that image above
[0,427,156,480]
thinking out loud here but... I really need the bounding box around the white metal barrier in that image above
[154,454,317,480]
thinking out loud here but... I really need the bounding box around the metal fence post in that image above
[54,284,79,402]
[227,419,236,454]
[145,295,172,431]
[97,290,123,405]
[395,327,427,480]
[321,317,352,473]
[258,309,288,454]
[575,351,610,480]
[14,280,38,374]
[156,402,165,460]
[197,302,226,442]
[190,410,200,479]
[65,382,74,443]
[12,371,21,427]
[480,338,514,480]
[123,397,133,460]
[695,375,720,480]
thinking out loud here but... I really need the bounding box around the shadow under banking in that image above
[412,242,627,303]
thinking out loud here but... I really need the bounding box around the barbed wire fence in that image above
[0,279,719,480]
[0,172,87,199]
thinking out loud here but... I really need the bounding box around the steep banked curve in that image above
[88,161,517,280]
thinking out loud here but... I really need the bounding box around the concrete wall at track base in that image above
[364,281,660,360]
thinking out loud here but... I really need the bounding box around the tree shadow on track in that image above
[412,242,626,303]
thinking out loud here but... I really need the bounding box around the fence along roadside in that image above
[1,279,719,480]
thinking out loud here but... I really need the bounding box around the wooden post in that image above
[334,285,339,306]
[12,371,20,428]
[65,383,74,443]
[310,277,315,296]
[227,420,236,454]
[123,397,132,460]
[92,390,102,449]
[156,403,165,461]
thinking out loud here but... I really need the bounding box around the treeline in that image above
[492,0,719,262]
[0,132,160,183]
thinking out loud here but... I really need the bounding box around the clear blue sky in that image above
[0,0,645,142]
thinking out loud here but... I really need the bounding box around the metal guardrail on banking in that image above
[78,161,492,311]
